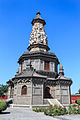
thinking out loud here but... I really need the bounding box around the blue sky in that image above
[0,0,80,94]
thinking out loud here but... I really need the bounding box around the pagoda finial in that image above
[36,11,40,15]
[36,11,41,19]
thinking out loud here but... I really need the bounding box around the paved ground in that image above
[54,115,80,120]
[0,107,80,120]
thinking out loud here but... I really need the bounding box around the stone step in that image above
[10,104,49,108]
[10,104,30,108]
[47,99,63,107]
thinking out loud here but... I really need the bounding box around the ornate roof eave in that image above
[57,77,72,85]
[14,75,47,79]
[6,79,12,84]
[18,51,60,64]
[47,77,56,80]
[6,79,14,87]
[31,11,46,26]
[10,73,47,82]
[56,75,72,81]
[31,18,46,26]
[46,79,72,86]
[7,76,46,85]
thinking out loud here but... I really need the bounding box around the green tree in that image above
[75,99,80,109]
[78,89,80,94]
[76,88,80,94]
[75,99,80,105]
[0,85,8,96]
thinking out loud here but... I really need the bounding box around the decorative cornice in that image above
[27,44,50,51]
[31,18,46,26]
[46,79,72,86]
[18,51,59,64]
[7,76,72,86]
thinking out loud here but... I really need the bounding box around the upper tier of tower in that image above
[27,11,50,52]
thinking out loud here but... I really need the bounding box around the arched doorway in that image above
[44,87,51,98]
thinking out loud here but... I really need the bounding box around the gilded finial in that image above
[36,11,41,19]
[36,11,41,15]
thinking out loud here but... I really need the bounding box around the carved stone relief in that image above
[29,23,48,46]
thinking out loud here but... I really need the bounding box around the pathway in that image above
[0,108,80,120]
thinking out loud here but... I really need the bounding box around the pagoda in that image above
[7,12,72,106]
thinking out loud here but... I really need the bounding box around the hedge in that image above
[33,104,80,116]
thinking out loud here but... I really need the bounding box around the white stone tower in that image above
[27,11,50,52]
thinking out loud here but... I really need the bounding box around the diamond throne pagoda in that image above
[7,12,72,106]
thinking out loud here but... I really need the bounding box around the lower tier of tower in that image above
[7,77,72,106]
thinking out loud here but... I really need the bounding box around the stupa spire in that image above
[27,12,50,52]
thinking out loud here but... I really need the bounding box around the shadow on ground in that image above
[0,112,10,114]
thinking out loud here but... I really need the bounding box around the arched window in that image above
[22,85,27,95]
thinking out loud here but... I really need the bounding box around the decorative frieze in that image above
[29,22,48,46]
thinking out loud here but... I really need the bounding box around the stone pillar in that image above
[8,86,11,99]
[42,83,44,103]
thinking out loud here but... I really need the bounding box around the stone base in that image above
[10,104,30,108]
[10,104,49,108]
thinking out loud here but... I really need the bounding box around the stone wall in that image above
[20,59,57,73]
[13,78,44,105]
[8,86,14,99]
[32,82,43,105]
[54,85,70,105]
[13,81,32,105]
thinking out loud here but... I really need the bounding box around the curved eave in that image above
[10,75,47,82]
[57,77,72,85]
[18,51,60,64]
[31,18,46,26]
[6,80,12,84]
[47,79,72,86]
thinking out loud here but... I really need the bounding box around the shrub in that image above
[44,105,67,116]
[68,104,78,114]
[75,99,80,105]
[0,100,7,113]
[33,104,80,116]
[32,106,48,112]
[68,104,73,114]
[78,108,80,114]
